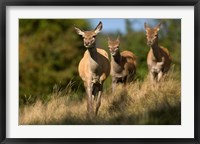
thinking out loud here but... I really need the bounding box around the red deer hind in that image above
[144,22,172,82]
[108,36,137,92]
[74,21,110,117]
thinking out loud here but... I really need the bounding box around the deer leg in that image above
[127,73,133,83]
[149,72,155,82]
[130,71,136,82]
[123,76,128,85]
[92,83,99,98]
[86,82,94,118]
[112,77,117,93]
[157,71,163,82]
[95,84,103,116]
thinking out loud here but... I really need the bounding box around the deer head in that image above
[144,22,161,46]
[108,36,120,56]
[74,21,103,48]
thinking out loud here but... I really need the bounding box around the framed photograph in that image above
[0,0,199,143]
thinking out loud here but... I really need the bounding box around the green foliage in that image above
[19,19,90,106]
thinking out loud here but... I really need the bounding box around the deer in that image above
[144,22,172,83]
[74,21,110,118]
[108,36,137,92]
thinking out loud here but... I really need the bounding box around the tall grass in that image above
[19,68,181,125]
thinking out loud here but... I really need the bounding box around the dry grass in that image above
[19,69,181,125]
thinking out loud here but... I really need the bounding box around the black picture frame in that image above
[0,0,199,143]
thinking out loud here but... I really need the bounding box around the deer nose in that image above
[111,50,116,56]
[85,42,89,45]
[147,41,153,46]
[84,42,90,47]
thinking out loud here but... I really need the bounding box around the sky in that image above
[89,18,155,34]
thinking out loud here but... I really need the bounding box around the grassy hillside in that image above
[19,67,181,125]
[19,19,181,125]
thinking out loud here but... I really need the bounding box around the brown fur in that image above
[144,22,172,82]
[75,22,110,117]
[78,48,110,84]
[108,37,137,92]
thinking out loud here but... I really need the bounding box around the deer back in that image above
[120,50,137,73]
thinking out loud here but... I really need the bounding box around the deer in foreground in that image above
[74,21,110,118]
[144,22,172,82]
[108,36,137,92]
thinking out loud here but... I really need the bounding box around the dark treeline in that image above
[19,19,181,106]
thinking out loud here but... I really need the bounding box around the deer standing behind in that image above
[144,22,172,82]
[108,36,137,92]
[74,21,110,118]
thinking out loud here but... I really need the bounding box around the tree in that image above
[19,19,90,105]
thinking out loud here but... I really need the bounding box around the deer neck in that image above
[111,50,125,75]
[151,40,161,61]
[111,50,122,71]
[88,45,98,61]
[87,45,99,73]
[112,51,121,64]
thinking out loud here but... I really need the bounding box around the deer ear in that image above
[74,26,84,36]
[144,22,147,29]
[144,22,149,29]
[94,21,103,34]
[144,22,150,32]
[116,35,120,46]
[155,22,162,31]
